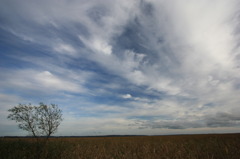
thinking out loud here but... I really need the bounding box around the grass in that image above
[0,133,240,159]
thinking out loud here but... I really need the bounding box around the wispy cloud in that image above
[0,69,87,94]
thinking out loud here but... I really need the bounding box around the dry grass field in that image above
[1,133,240,159]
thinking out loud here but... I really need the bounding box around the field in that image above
[1,133,240,159]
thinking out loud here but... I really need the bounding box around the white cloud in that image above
[127,0,240,105]
[34,71,82,92]
[79,36,112,55]
[0,69,86,94]
[122,94,132,99]
[53,43,77,56]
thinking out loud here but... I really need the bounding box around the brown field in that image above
[1,133,240,159]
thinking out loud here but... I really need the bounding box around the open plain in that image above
[1,133,240,159]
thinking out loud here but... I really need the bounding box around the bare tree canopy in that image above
[7,103,63,138]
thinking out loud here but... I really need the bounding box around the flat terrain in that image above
[1,133,240,159]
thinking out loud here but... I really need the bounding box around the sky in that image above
[1,0,240,136]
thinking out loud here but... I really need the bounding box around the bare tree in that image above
[7,103,63,139]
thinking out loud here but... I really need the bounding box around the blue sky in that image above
[1,0,240,136]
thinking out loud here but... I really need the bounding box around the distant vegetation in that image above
[1,134,240,159]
